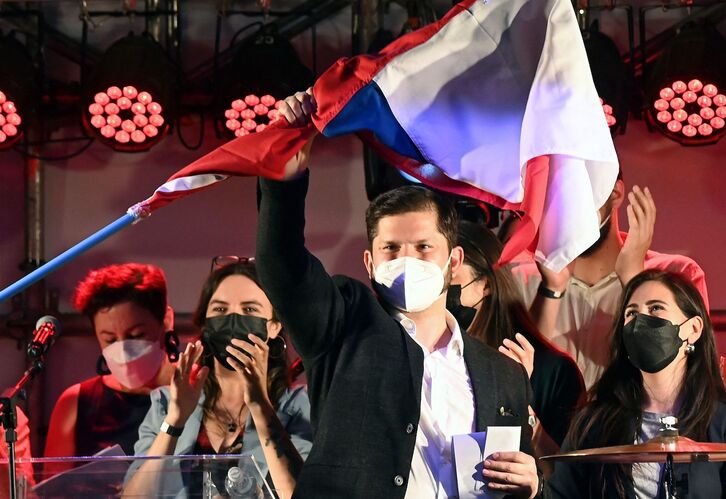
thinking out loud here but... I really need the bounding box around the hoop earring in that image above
[268,335,287,358]
[96,355,111,375]
[685,343,695,355]
[164,331,181,362]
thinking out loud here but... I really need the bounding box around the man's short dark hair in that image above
[365,186,459,251]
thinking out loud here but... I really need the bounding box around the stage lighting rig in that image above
[645,21,726,146]
[582,22,630,135]
[82,34,177,152]
[216,25,313,139]
[0,34,40,150]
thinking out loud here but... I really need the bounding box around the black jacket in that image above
[547,400,726,498]
[256,172,534,499]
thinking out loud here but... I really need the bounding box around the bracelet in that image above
[160,420,184,437]
[537,469,545,496]
[537,283,565,299]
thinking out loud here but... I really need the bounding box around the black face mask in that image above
[446,282,483,331]
[622,313,688,374]
[202,313,269,371]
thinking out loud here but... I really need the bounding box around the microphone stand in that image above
[1,357,45,499]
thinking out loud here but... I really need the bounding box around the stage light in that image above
[82,34,177,152]
[215,25,312,138]
[0,35,40,150]
[645,21,726,146]
[582,23,629,135]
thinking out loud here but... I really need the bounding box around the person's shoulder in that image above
[532,344,584,388]
[331,274,377,303]
[533,341,579,372]
[278,385,310,415]
[643,248,703,273]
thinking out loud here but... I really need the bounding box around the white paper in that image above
[452,426,521,499]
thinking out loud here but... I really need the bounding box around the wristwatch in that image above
[160,420,184,437]
[537,283,565,299]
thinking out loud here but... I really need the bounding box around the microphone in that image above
[27,315,61,359]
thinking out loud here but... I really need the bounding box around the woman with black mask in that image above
[547,270,726,498]
[447,221,584,472]
[126,260,312,499]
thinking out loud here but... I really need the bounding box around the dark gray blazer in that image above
[256,172,534,499]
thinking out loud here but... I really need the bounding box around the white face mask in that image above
[599,212,612,229]
[102,339,164,389]
[372,255,451,313]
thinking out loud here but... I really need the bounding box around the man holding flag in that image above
[255,90,541,498]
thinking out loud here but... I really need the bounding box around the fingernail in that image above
[484,460,492,467]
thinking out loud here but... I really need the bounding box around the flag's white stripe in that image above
[153,174,229,196]
[373,0,618,271]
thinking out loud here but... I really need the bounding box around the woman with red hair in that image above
[45,263,178,467]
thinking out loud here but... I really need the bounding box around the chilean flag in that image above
[135,0,618,272]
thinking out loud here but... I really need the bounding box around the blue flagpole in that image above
[0,212,141,304]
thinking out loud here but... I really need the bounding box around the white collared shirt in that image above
[394,311,476,499]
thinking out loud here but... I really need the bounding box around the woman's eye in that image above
[624,309,637,318]
[211,306,227,313]
[243,306,260,314]
[649,304,664,313]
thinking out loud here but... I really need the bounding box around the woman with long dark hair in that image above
[126,260,312,498]
[547,270,726,498]
[447,221,585,461]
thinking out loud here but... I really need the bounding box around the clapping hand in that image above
[226,335,272,409]
[615,185,656,285]
[167,341,209,427]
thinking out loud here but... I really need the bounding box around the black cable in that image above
[176,112,205,150]
[13,137,95,161]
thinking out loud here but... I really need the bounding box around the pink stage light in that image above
[673,109,688,122]
[6,113,21,126]
[123,86,138,99]
[683,91,697,103]
[687,79,703,92]
[698,124,713,136]
[672,81,687,93]
[0,92,23,145]
[682,124,697,137]
[659,87,675,100]
[703,84,718,97]
[656,111,672,123]
[700,107,715,120]
[148,114,164,127]
[687,114,703,127]
[114,130,130,143]
[107,114,122,128]
[653,79,726,139]
[107,86,122,99]
[90,115,106,128]
[143,124,159,137]
[223,95,284,136]
[667,120,682,133]
[86,85,168,147]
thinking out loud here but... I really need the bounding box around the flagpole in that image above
[0,211,143,304]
